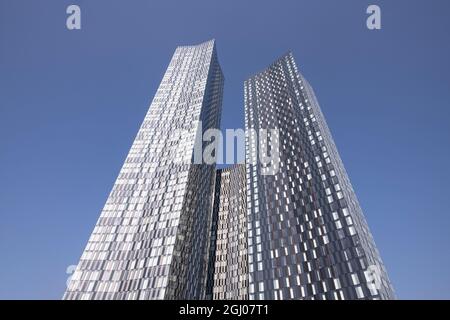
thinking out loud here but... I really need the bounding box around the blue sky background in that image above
[1,0,450,299]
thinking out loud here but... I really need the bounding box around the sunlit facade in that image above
[64,41,394,300]
[64,39,224,300]
[244,52,395,300]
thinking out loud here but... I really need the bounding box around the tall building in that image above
[206,165,248,300]
[64,39,394,300]
[64,39,224,300]
[244,52,395,300]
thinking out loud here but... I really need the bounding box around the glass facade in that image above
[64,41,394,300]
[244,52,395,300]
[64,40,224,300]
[206,165,248,300]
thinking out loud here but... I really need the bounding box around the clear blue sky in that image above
[1,0,450,299]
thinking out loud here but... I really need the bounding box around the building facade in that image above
[244,52,395,300]
[206,165,248,300]
[64,39,224,300]
[65,40,395,300]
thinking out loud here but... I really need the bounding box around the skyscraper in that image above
[64,40,224,300]
[244,52,395,300]
[206,165,248,300]
[64,40,394,301]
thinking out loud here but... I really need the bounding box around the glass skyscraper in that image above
[244,52,395,300]
[64,40,224,300]
[206,165,248,300]
[65,41,394,300]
